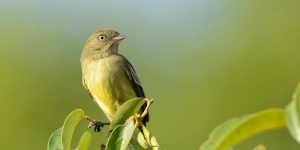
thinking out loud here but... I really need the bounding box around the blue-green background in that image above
[1,0,300,149]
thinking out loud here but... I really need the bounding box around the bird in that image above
[80,28,149,128]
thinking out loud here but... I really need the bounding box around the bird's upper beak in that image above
[113,35,125,43]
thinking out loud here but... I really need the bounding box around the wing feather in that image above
[123,57,149,125]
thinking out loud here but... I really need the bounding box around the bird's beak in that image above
[113,35,125,43]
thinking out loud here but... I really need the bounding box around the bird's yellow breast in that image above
[82,55,136,120]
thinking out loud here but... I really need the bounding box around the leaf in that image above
[200,108,285,150]
[48,109,87,150]
[127,136,146,150]
[285,83,300,143]
[75,131,92,150]
[253,144,266,150]
[47,128,63,150]
[137,125,159,150]
[62,109,85,150]
[106,117,138,150]
[109,97,146,131]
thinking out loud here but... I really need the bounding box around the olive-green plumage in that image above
[81,29,149,125]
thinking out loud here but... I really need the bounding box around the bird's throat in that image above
[109,43,119,54]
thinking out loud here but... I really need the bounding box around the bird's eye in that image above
[99,35,106,41]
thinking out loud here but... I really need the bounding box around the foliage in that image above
[285,83,300,143]
[48,84,300,150]
[200,109,285,150]
[200,84,300,149]
[106,117,138,150]
[47,109,90,150]
[48,98,158,150]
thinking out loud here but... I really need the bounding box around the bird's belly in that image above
[84,59,136,120]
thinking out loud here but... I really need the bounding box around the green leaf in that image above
[62,109,85,150]
[75,131,92,150]
[127,136,146,150]
[47,128,63,150]
[200,108,285,150]
[285,83,300,143]
[109,97,146,131]
[253,144,266,150]
[137,125,159,150]
[106,117,138,150]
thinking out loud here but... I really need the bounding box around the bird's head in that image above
[82,28,125,59]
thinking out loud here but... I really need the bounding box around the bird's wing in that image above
[124,59,145,97]
[123,57,149,124]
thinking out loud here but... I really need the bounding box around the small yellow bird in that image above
[81,29,149,128]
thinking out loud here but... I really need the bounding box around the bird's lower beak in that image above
[113,35,125,42]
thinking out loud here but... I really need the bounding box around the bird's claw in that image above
[83,115,110,132]
[88,121,110,132]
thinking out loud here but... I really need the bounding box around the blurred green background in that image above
[1,0,300,149]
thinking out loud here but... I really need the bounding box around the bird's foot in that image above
[89,121,110,132]
[83,115,110,132]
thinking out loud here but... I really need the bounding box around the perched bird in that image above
[81,29,149,126]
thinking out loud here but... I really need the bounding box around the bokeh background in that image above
[1,0,300,149]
